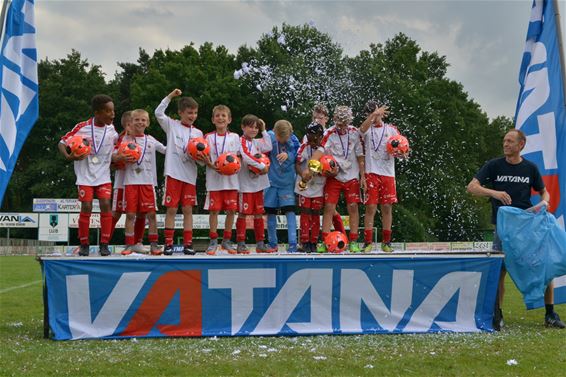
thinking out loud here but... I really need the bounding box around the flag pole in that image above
[0,0,11,45]
[553,0,566,106]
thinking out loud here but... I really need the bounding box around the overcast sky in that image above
[35,0,566,120]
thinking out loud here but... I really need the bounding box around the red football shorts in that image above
[112,188,126,212]
[298,195,324,210]
[239,191,264,215]
[365,173,397,205]
[163,176,197,208]
[78,183,112,202]
[206,190,238,212]
[125,184,156,213]
[324,177,361,205]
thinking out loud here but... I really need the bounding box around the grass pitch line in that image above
[0,279,42,294]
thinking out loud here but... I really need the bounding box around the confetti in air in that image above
[231,23,486,241]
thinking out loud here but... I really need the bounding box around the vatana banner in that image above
[514,0,566,305]
[514,0,566,228]
[42,256,502,340]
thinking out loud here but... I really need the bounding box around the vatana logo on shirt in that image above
[495,175,530,183]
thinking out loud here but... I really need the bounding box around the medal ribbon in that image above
[91,118,107,155]
[370,123,387,152]
[214,131,228,157]
[247,139,254,154]
[136,135,148,166]
[182,127,193,154]
[276,141,287,166]
[338,129,350,160]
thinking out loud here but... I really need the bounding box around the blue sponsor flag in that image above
[0,0,38,204]
[514,0,566,305]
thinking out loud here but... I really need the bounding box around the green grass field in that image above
[0,256,564,376]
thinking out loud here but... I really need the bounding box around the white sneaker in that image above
[131,243,146,253]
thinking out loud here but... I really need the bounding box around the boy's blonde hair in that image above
[273,120,293,138]
[121,110,133,127]
[212,104,231,117]
[132,109,149,119]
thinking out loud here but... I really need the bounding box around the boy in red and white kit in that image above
[155,89,203,255]
[295,122,325,253]
[118,109,166,255]
[59,95,119,256]
[236,115,275,254]
[303,104,346,236]
[360,100,404,253]
[203,105,241,255]
[109,111,147,250]
[308,105,366,253]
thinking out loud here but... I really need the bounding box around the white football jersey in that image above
[238,131,272,193]
[205,131,241,191]
[121,134,166,186]
[362,122,399,177]
[155,97,203,184]
[317,125,364,183]
[60,118,119,186]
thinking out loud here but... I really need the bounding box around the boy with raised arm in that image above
[155,89,203,255]
[359,100,403,253]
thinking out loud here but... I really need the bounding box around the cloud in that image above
[130,4,175,18]
[35,0,562,119]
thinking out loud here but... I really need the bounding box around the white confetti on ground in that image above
[364,365,374,369]
[8,322,23,327]
[267,348,277,353]
[232,349,241,355]
[506,359,518,366]
[259,353,268,358]
[313,356,327,361]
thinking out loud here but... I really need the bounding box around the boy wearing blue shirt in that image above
[265,120,300,252]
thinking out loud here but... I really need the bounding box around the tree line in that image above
[1,24,513,242]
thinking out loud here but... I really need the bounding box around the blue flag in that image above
[514,0,566,305]
[0,0,38,205]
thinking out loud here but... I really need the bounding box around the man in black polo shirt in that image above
[467,129,564,330]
